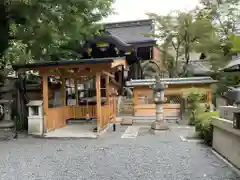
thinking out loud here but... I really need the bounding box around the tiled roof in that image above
[105,19,156,44]
[126,77,217,87]
[222,54,240,71]
[187,60,213,75]
[12,57,118,70]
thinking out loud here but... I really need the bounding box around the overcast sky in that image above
[103,0,200,23]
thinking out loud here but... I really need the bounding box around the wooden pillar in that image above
[74,79,79,105]
[133,88,138,105]
[61,77,66,106]
[208,90,212,105]
[133,88,138,116]
[96,72,102,132]
[42,75,49,133]
[105,75,110,105]
[113,89,117,123]
[118,69,123,94]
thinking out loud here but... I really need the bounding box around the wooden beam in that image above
[42,75,49,132]
[95,72,102,132]
[113,89,117,123]
[110,78,121,89]
[40,66,114,79]
[111,59,126,68]
[102,71,115,78]
[37,64,111,73]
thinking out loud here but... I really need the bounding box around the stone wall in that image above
[212,118,240,169]
[218,106,240,121]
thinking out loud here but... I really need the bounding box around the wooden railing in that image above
[47,102,115,131]
[74,105,96,118]
[47,105,96,131]
[47,107,67,131]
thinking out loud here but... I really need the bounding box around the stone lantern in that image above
[151,75,169,130]
[0,79,17,139]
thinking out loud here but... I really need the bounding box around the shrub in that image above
[195,111,219,145]
[183,88,207,125]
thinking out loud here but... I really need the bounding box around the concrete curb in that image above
[31,135,98,140]
[211,149,240,176]
[31,123,114,140]
[179,135,204,143]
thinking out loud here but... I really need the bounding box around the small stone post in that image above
[151,76,169,130]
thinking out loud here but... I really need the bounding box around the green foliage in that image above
[195,0,240,97]
[230,33,240,53]
[0,0,114,74]
[197,0,240,68]
[146,11,214,77]
[195,111,219,145]
[0,3,9,57]
[183,88,207,125]
[200,0,240,39]
[145,0,240,82]
[214,71,240,96]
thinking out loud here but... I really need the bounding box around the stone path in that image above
[121,126,140,138]
[0,124,239,180]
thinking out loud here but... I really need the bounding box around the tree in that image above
[230,33,240,52]
[197,0,240,69]
[146,11,214,77]
[200,0,240,38]
[196,0,240,96]
[0,0,114,77]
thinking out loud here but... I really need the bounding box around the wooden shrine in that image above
[126,77,217,119]
[13,57,126,133]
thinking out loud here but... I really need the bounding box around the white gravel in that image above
[0,125,239,180]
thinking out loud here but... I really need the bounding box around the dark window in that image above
[31,106,39,116]
[137,47,151,60]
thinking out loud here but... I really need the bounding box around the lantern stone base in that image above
[0,120,17,140]
[151,120,169,130]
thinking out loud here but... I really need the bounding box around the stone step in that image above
[67,119,97,125]
[120,117,133,125]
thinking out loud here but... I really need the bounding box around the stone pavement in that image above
[0,124,239,180]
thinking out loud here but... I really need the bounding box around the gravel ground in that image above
[0,124,239,180]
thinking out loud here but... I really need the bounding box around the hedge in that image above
[195,111,219,145]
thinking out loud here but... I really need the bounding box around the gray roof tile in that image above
[223,58,240,71]
[105,19,155,44]
[126,77,217,87]
[187,60,213,75]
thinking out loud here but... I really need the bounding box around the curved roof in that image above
[105,19,156,45]
[186,60,213,75]
[84,34,133,52]
[222,58,240,72]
